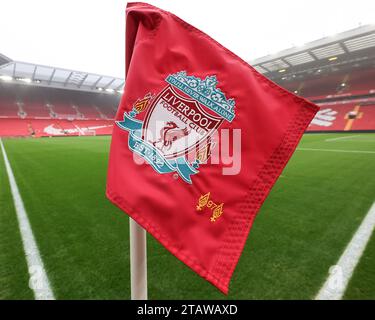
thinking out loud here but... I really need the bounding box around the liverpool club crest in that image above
[116,71,236,184]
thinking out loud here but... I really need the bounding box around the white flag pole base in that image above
[129,217,148,300]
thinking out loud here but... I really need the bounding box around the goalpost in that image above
[77,128,96,136]
[82,129,96,136]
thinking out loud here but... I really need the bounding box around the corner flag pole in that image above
[129,218,148,300]
[124,12,147,300]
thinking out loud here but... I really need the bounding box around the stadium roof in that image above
[1,25,375,93]
[0,56,124,95]
[250,25,375,80]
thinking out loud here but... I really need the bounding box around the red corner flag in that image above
[106,2,319,294]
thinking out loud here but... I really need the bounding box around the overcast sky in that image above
[1,0,374,78]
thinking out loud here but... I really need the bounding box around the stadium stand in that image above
[276,66,375,131]
[0,80,119,137]
[0,118,114,137]
[280,68,375,100]
[0,25,374,136]
[0,55,122,137]
[0,82,118,120]
[251,25,375,132]
[309,98,375,131]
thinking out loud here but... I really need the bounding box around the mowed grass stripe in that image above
[2,134,375,299]
[344,232,375,299]
[0,139,54,300]
[315,202,375,300]
[2,137,131,299]
[0,140,34,299]
[234,133,375,300]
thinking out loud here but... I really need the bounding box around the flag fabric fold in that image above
[106,2,319,294]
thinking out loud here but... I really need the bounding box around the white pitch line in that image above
[315,202,375,300]
[0,139,55,300]
[297,148,375,154]
[325,135,360,142]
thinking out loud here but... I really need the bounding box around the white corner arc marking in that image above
[0,139,55,300]
[297,148,375,154]
[315,202,375,300]
[325,135,360,142]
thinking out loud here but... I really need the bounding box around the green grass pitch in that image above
[0,133,374,299]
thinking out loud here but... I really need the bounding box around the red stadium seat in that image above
[308,99,375,132]
[0,118,114,137]
[0,81,119,136]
